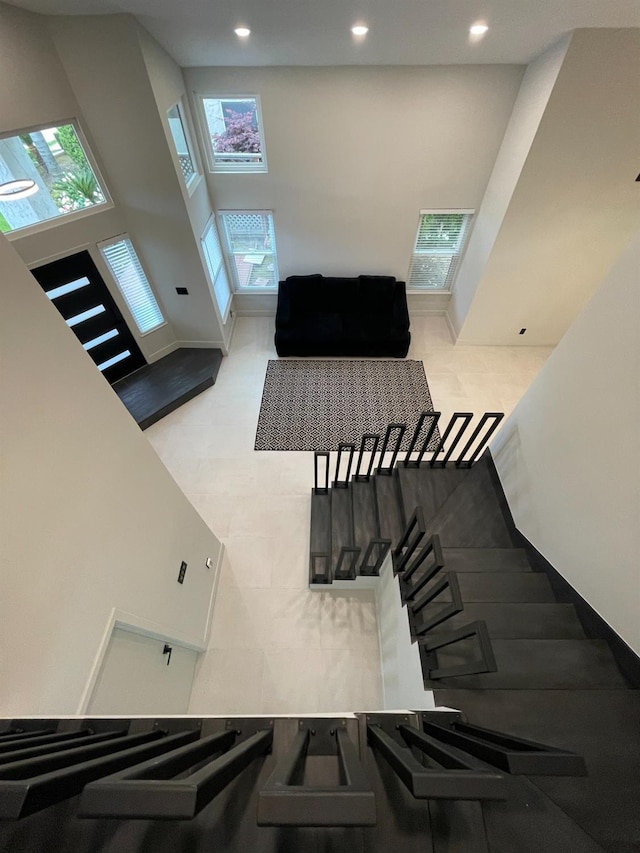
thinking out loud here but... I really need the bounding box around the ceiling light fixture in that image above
[351,25,369,36]
[469,23,489,35]
[234,27,251,37]
[0,178,38,201]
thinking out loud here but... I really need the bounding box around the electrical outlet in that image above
[519,328,527,335]
[178,561,187,583]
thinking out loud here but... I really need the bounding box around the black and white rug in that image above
[255,359,440,452]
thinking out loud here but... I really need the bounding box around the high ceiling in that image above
[5,0,640,67]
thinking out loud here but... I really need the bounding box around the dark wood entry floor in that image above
[113,347,223,430]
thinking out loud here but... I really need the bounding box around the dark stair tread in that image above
[309,490,331,581]
[418,571,555,603]
[423,456,515,548]
[481,776,607,853]
[331,485,355,570]
[373,471,405,548]
[432,689,640,851]
[351,478,379,556]
[422,639,628,689]
[441,548,532,572]
[435,603,585,639]
[396,463,470,523]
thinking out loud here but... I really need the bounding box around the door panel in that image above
[87,628,199,716]
[32,250,146,384]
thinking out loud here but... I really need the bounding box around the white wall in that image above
[138,28,237,348]
[0,234,224,715]
[448,35,570,337]
[48,14,225,349]
[0,3,179,362]
[185,65,524,298]
[491,231,640,655]
[454,28,640,345]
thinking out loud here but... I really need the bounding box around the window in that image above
[219,211,279,290]
[200,97,267,172]
[167,103,198,189]
[0,121,109,236]
[99,236,165,334]
[201,217,232,322]
[407,210,474,290]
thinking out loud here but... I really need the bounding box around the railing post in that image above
[410,572,464,636]
[419,621,497,679]
[354,434,380,482]
[333,443,355,488]
[455,412,504,467]
[376,423,406,475]
[391,506,426,574]
[314,451,329,494]
[404,412,441,467]
[334,547,361,580]
[359,538,392,576]
[400,534,444,599]
[430,412,473,468]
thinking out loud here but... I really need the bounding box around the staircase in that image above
[309,414,640,851]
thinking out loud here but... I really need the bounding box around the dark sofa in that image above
[274,274,411,357]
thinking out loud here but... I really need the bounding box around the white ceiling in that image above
[6,0,640,67]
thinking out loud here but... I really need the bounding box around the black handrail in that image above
[410,572,464,636]
[359,538,392,576]
[404,411,442,467]
[420,718,587,776]
[257,724,375,827]
[80,727,274,819]
[376,423,406,475]
[333,443,355,488]
[367,722,506,801]
[418,620,497,680]
[391,506,426,574]
[354,433,380,482]
[310,552,331,584]
[455,412,504,467]
[430,412,474,468]
[400,534,444,595]
[313,451,329,494]
[334,547,360,580]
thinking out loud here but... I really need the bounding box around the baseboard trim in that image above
[484,449,640,688]
[444,311,459,343]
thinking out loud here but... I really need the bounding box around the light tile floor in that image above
[145,316,552,715]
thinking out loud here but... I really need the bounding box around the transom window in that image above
[219,211,278,290]
[0,121,109,236]
[407,210,474,290]
[167,103,198,189]
[200,97,267,173]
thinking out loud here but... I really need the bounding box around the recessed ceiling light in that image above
[234,27,251,37]
[469,23,489,35]
[351,25,369,36]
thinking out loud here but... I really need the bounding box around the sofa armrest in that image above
[275,281,292,328]
[392,281,410,331]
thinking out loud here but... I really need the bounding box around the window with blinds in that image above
[407,210,474,290]
[201,217,232,322]
[99,236,165,334]
[219,211,279,290]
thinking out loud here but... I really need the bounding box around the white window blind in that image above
[100,237,164,333]
[201,218,232,322]
[408,211,474,290]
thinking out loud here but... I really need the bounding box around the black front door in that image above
[32,250,146,384]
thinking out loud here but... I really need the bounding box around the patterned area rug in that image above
[255,359,440,452]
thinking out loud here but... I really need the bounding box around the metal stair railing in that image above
[419,620,497,680]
